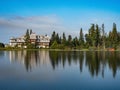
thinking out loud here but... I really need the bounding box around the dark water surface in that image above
[0,50,120,90]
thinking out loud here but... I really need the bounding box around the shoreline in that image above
[0,48,120,51]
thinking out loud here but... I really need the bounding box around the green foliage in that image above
[27,44,36,49]
[73,37,79,47]
[49,23,120,50]
[50,31,61,46]
[50,31,56,45]
[56,33,61,44]
[24,29,30,45]
[95,24,101,47]
[50,41,58,49]
[0,43,5,48]
[79,28,84,47]
[66,35,73,47]
[85,24,96,47]
[112,23,118,46]
[85,34,92,47]
[62,32,66,45]
[90,24,96,47]
[50,41,64,49]
[101,24,105,50]
[108,23,118,49]
[24,29,37,49]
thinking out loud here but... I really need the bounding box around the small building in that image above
[9,33,50,48]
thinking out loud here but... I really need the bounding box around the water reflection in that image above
[85,51,120,78]
[9,50,50,72]
[0,51,4,58]
[8,50,120,78]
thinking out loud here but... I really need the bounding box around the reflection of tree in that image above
[49,51,120,78]
[49,51,72,69]
[9,50,42,72]
[85,51,120,78]
[9,50,51,72]
[49,51,60,69]
[24,50,40,72]
[8,50,120,78]
[0,51,4,58]
[101,51,106,78]
[24,51,32,72]
[79,51,84,72]
[107,51,120,78]
[67,51,72,66]
[86,51,101,77]
[49,51,84,70]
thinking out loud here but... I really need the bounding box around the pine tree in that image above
[62,32,66,45]
[73,37,79,47]
[111,23,118,48]
[89,24,96,47]
[50,31,56,46]
[108,31,112,47]
[68,35,72,47]
[102,24,105,50]
[59,36,62,44]
[0,42,4,48]
[79,28,84,47]
[68,35,72,43]
[56,33,60,44]
[85,34,91,47]
[112,23,118,43]
[25,29,30,45]
[95,24,101,47]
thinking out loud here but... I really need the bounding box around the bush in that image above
[0,43,5,48]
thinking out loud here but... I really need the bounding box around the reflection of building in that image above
[9,50,51,71]
[8,50,120,77]
[9,51,26,64]
[9,32,50,48]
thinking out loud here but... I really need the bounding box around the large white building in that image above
[9,33,50,48]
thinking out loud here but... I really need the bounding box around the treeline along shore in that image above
[1,23,120,51]
[50,23,120,50]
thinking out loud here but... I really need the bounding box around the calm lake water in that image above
[0,50,120,90]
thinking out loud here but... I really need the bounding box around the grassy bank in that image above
[1,47,120,52]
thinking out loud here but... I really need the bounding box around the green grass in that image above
[1,47,120,51]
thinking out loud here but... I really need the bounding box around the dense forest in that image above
[50,23,120,50]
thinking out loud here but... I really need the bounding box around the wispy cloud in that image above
[0,15,64,30]
[0,15,69,43]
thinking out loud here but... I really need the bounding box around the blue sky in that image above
[0,0,120,43]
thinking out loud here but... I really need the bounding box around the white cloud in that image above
[1,12,119,43]
[0,15,63,30]
[0,15,69,43]
[0,15,81,43]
